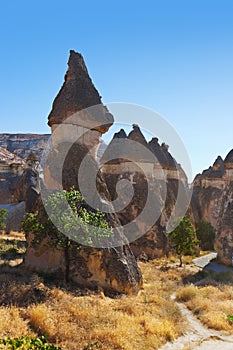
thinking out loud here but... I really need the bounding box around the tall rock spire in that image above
[48,50,113,133]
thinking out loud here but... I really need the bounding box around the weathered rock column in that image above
[48,50,113,160]
[25,50,143,294]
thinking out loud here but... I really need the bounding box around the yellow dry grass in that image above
[0,307,34,339]
[0,260,189,350]
[176,283,233,332]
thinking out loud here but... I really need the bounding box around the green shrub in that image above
[227,315,233,323]
[22,187,112,248]
[22,187,112,282]
[0,335,61,349]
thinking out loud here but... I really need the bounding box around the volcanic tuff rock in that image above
[192,150,233,265]
[48,50,113,134]
[25,50,142,295]
[100,125,191,259]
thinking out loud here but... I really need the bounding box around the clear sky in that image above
[0,0,232,180]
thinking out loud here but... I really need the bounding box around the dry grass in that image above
[0,259,190,350]
[2,233,233,348]
[176,282,233,332]
[0,307,34,339]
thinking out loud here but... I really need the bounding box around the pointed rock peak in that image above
[65,50,88,81]
[224,149,233,164]
[132,123,141,132]
[149,137,159,145]
[213,155,224,166]
[161,142,169,151]
[148,138,160,155]
[113,128,127,139]
[48,50,113,133]
[127,124,148,145]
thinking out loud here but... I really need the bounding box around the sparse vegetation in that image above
[1,231,233,349]
[176,272,233,332]
[0,256,189,350]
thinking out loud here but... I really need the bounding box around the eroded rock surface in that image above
[192,150,233,265]
[100,125,191,259]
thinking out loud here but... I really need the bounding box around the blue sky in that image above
[0,0,232,180]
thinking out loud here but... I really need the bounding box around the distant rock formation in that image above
[192,150,233,265]
[0,146,24,204]
[100,125,191,259]
[0,147,25,231]
[0,134,50,160]
[25,50,142,295]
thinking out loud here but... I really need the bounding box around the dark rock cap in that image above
[148,139,176,169]
[113,129,127,139]
[213,155,224,167]
[127,124,148,147]
[48,50,113,133]
[100,125,179,166]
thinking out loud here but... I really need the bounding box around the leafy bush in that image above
[22,187,112,281]
[196,220,216,250]
[22,187,112,248]
[227,315,233,323]
[0,335,61,349]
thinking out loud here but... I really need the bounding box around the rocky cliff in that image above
[100,124,191,259]
[192,150,233,265]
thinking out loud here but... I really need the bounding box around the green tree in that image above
[22,187,112,281]
[0,209,7,231]
[167,217,199,267]
[196,220,216,251]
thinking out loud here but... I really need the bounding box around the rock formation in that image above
[13,153,41,213]
[24,50,142,294]
[192,150,233,265]
[100,125,191,259]
[0,146,24,204]
[0,147,25,232]
[0,134,50,160]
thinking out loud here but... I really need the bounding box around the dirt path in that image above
[159,295,233,350]
[193,252,233,273]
